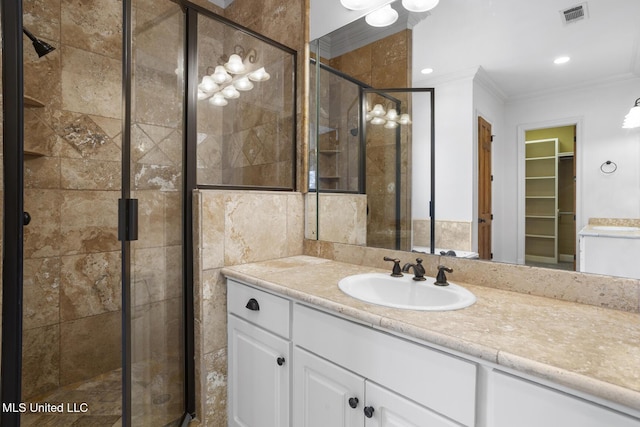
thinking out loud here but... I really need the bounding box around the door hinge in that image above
[491,175,494,182]
[491,214,494,220]
[490,253,494,259]
[118,198,139,242]
[491,135,495,142]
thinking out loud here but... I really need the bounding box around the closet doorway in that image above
[524,125,576,271]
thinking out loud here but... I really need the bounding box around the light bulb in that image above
[199,75,218,93]
[339,0,370,10]
[197,90,209,100]
[224,54,246,74]
[401,0,439,13]
[385,108,398,121]
[370,104,386,117]
[384,120,398,129]
[212,65,232,84]
[222,85,240,99]
[248,67,270,82]
[399,114,412,125]
[234,76,254,91]
[209,93,228,106]
[365,5,398,27]
[370,117,386,125]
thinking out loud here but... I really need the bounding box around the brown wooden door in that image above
[478,117,492,260]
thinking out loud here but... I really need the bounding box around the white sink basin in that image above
[338,273,476,311]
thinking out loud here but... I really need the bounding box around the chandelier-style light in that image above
[340,0,440,27]
[622,98,640,129]
[197,44,271,107]
[366,103,412,128]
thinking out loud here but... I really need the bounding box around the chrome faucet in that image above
[402,258,426,281]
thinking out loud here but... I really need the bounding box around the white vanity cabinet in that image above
[293,304,476,427]
[294,345,462,427]
[488,370,640,427]
[227,280,292,427]
[226,278,640,427]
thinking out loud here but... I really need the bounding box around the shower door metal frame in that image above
[1,0,26,424]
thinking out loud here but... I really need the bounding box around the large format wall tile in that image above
[61,45,122,119]
[59,190,119,255]
[60,251,121,321]
[24,189,62,259]
[22,324,60,399]
[60,311,120,385]
[23,257,61,330]
[61,0,122,60]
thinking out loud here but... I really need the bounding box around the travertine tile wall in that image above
[305,193,367,245]
[193,189,304,425]
[21,0,123,398]
[20,2,186,417]
[328,30,413,250]
[190,1,308,425]
[413,219,473,251]
[196,18,296,188]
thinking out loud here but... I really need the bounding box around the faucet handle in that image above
[383,256,403,277]
[435,265,453,286]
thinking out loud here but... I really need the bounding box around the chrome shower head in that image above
[23,28,55,58]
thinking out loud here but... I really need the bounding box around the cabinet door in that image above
[364,381,461,427]
[228,315,290,427]
[293,347,364,427]
[489,371,640,427]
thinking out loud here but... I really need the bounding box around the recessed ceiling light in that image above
[554,56,571,65]
[421,68,434,74]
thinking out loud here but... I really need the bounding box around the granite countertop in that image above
[221,255,640,411]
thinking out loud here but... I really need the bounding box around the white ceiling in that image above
[316,0,640,101]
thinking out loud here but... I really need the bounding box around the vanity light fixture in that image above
[622,98,640,129]
[343,0,440,28]
[366,103,412,128]
[366,4,399,27]
[339,0,370,10]
[402,0,439,13]
[197,44,269,107]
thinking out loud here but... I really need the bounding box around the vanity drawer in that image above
[294,304,477,426]
[227,279,291,339]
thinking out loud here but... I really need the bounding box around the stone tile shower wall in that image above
[196,13,296,189]
[21,0,123,398]
[328,30,413,250]
[19,1,186,414]
[191,1,307,425]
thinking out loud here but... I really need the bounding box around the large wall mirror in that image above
[307,0,640,279]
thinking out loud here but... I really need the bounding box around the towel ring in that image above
[600,160,617,174]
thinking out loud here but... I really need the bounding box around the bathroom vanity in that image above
[224,256,640,427]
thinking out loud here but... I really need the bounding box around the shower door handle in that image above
[23,211,31,226]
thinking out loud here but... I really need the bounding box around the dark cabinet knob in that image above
[276,357,285,366]
[23,211,31,226]
[364,406,374,418]
[348,397,359,409]
[245,298,260,311]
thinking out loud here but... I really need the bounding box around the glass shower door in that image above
[129,1,186,425]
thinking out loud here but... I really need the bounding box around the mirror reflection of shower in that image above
[22,27,56,57]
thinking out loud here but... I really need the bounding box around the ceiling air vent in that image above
[560,3,589,25]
